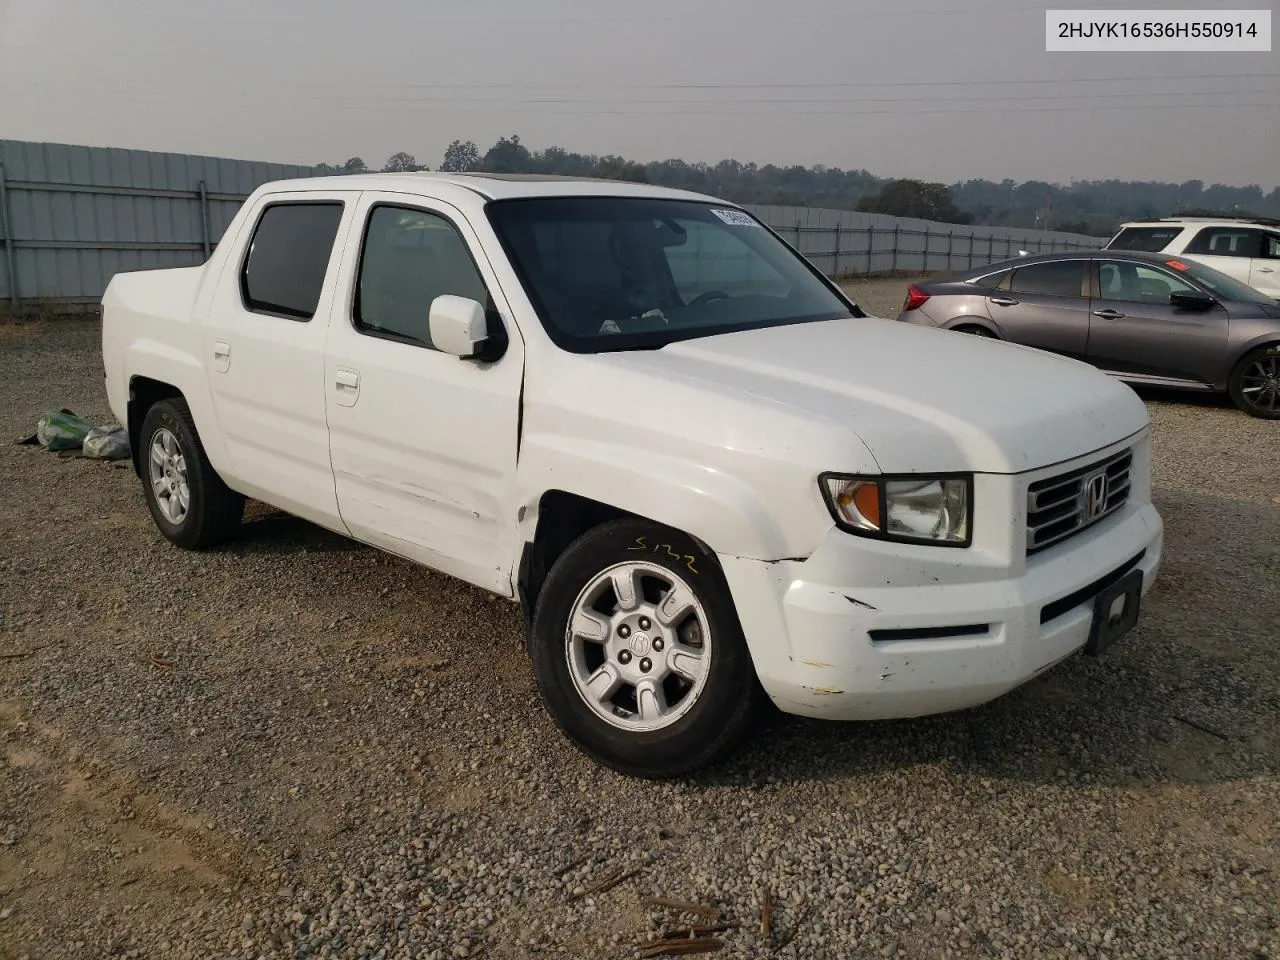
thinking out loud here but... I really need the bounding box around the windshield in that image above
[484,197,859,352]
[1169,256,1275,304]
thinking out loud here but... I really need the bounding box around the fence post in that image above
[198,180,212,259]
[946,229,953,270]
[794,221,802,251]
[833,223,842,278]
[891,224,900,274]
[0,163,18,312]
[866,226,874,274]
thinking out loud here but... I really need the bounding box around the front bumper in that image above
[719,496,1163,723]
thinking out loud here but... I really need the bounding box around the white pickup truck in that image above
[102,173,1163,777]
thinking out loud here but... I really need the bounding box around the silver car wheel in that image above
[1239,356,1280,414]
[565,561,712,733]
[148,427,190,525]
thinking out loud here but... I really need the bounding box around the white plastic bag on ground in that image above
[35,409,93,451]
[82,424,130,460]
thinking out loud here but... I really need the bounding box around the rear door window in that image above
[240,202,345,320]
[1107,227,1182,252]
[1186,227,1265,258]
[1009,260,1087,298]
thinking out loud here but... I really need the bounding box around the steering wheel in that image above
[689,290,731,306]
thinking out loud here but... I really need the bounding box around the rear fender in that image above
[125,341,230,476]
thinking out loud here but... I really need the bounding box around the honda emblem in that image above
[1081,471,1108,522]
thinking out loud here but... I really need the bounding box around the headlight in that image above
[819,473,972,546]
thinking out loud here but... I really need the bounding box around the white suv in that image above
[1105,217,1280,301]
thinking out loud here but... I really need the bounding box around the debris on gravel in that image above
[0,315,1277,960]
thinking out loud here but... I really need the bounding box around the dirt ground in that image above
[1,307,1278,960]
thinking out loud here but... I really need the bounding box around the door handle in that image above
[334,367,360,407]
[212,340,231,373]
[989,297,1020,306]
[1092,309,1126,320]
[1259,267,1275,274]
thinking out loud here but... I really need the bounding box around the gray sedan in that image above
[896,250,1280,418]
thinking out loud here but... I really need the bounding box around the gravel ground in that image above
[1,305,1277,960]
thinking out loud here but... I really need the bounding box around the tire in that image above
[139,398,245,548]
[1228,344,1280,419]
[954,324,997,338]
[528,519,763,778]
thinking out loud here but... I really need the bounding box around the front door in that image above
[202,191,359,531]
[1087,259,1229,385]
[323,194,525,595]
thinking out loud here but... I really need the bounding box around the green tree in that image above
[382,151,421,172]
[439,140,481,172]
[481,135,532,173]
[857,179,971,224]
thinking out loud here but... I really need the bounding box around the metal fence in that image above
[0,139,318,311]
[742,203,1105,276]
[0,138,1106,312]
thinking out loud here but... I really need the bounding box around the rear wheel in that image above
[954,324,997,338]
[528,519,762,778]
[139,399,244,548]
[1228,345,1280,419]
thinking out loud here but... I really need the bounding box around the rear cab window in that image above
[240,201,345,320]
[1106,227,1182,253]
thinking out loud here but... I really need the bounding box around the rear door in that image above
[203,190,360,532]
[1086,259,1229,385]
[983,259,1091,360]
[322,193,525,595]
[1183,226,1265,286]
[1249,232,1280,300]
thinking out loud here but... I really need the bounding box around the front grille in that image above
[1026,448,1132,555]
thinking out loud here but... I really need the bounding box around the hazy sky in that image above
[1,0,1277,187]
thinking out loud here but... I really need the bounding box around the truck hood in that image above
[599,317,1149,474]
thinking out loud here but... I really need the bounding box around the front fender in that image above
[515,431,835,562]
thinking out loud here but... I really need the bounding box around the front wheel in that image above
[528,519,762,778]
[1228,345,1280,419]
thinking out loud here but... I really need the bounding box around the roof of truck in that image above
[255,171,727,204]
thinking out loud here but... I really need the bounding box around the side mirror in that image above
[1170,289,1216,311]
[429,295,488,358]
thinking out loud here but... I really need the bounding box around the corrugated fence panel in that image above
[0,138,328,307]
[0,137,1110,309]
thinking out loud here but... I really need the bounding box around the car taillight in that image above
[902,285,930,312]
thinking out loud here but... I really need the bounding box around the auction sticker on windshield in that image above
[710,209,761,227]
